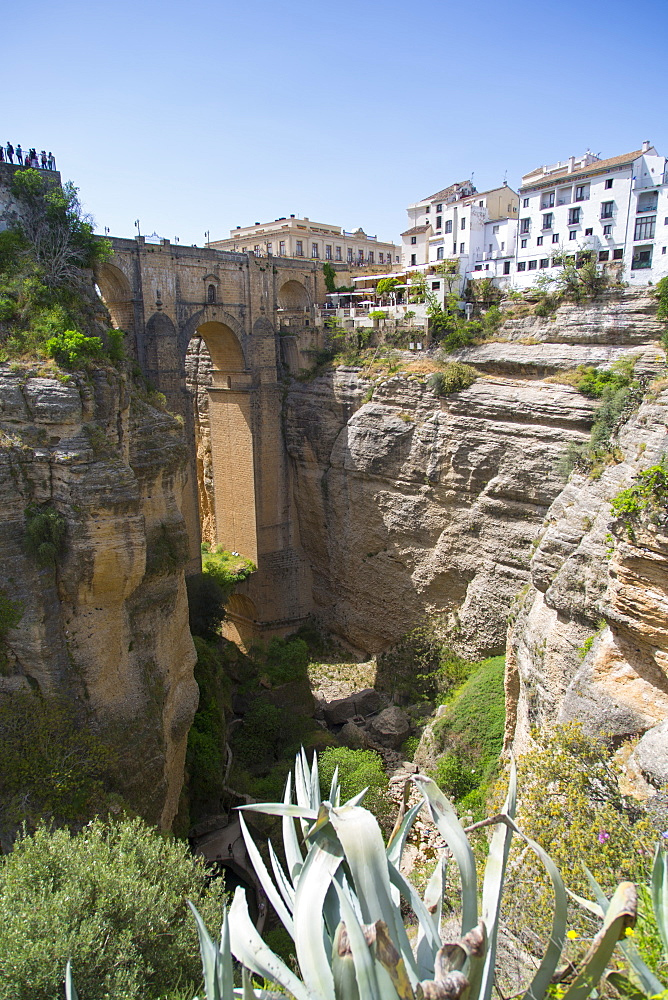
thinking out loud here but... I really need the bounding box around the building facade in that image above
[401,180,519,294]
[209,215,400,267]
[513,143,668,288]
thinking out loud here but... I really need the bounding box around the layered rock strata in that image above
[0,366,198,828]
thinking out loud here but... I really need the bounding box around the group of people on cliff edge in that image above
[0,144,56,170]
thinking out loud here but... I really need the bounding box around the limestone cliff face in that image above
[507,387,668,755]
[285,368,596,657]
[0,365,198,828]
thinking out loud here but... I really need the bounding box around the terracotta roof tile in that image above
[401,225,430,237]
[521,150,646,189]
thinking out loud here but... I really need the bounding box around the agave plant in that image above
[186,749,638,1000]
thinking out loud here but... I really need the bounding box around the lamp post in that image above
[134,219,141,237]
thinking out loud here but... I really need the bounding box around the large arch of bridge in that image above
[277,279,311,310]
[95,261,135,334]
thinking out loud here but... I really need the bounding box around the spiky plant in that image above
[186,750,637,1000]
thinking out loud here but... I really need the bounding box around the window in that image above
[637,192,658,213]
[542,213,553,230]
[493,225,500,234]
[557,187,572,206]
[605,178,613,189]
[537,236,543,246]
[474,264,483,271]
[634,216,656,241]
[279,240,286,255]
[436,203,443,212]
[296,240,303,256]
[461,218,466,230]
[347,248,353,262]
[568,207,581,225]
[368,252,374,264]
[575,183,590,202]
[436,216,442,229]
[521,238,527,248]
[601,201,614,219]
[267,242,273,255]
[503,260,511,274]
[357,249,364,262]
[254,244,261,255]
[453,244,457,255]
[444,220,453,233]
[488,244,493,253]
[603,224,612,236]
[598,250,610,261]
[528,260,538,270]
[459,242,465,253]
[540,191,555,209]
[552,233,559,243]
[411,236,417,245]
[540,258,549,268]
[613,248,623,260]
[379,253,384,264]
[523,198,529,208]
[425,206,430,212]
[569,231,577,240]
[479,200,484,207]
[431,281,440,290]
[585,228,593,236]
[632,246,653,270]
[520,218,530,234]
[325,245,332,259]
[501,242,505,250]
[436,246,444,259]
[311,243,319,258]
[335,246,341,260]
[207,284,216,303]
[410,253,416,266]
[517,261,526,271]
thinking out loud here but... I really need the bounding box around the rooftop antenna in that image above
[503,169,508,185]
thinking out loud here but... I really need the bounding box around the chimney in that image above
[568,156,575,173]
[642,140,650,153]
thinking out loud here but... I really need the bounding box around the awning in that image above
[352,271,405,283]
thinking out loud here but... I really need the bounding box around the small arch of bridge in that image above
[95,261,135,334]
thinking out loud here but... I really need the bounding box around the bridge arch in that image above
[277,279,311,310]
[95,261,135,334]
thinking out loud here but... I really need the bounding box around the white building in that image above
[401,180,518,296]
[209,215,400,268]
[513,142,668,288]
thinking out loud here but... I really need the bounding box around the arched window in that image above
[207,284,216,303]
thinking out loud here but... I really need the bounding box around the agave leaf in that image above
[268,839,295,911]
[576,868,664,997]
[651,844,668,959]
[386,800,423,871]
[65,961,78,1000]
[189,901,232,1000]
[415,856,447,980]
[605,971,647,1000]
[329,765,340,807]
[387,861,441,957]
[342,787,370,808]
[310,750,321,809]
[479,767,517,1000]
[238,802,318,820]
[567,888,604,920]
[332,881,396,1000]
[292,827,344,1000]
[295,751,313,837]
[219,906,235,1000]
[281,773,304,882]
[516,823,568,1000]
[561,882,637,1000]
[239,814,295,936]
[370,920,416,1000]
[328,804,419,987]
[332,921,361,1000]
[241,968,257,1000]
[413,776,478,935]
[228,886,310,1000]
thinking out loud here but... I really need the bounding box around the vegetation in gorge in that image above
[611,462,668,537]
[556,356,643,477]
[499,724,658,964]
[318,745,392,831]
[427,360,478,395]
[429,655,505,817]
[375,625,476,704]
[23,501,67,567]
[0,818,226,1000]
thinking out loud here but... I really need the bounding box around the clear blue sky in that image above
[3,0,666,247]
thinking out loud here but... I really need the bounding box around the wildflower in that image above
[625,927,635,938]
[597,830,610,844]
[566,930,578,940]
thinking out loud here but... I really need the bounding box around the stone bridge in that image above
[96,236,333,644]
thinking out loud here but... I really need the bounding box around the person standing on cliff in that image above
[48,152,56,170]
[15,145,22,165]
[40,150,47,169]
[5,143,13,163]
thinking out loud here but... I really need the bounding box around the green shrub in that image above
[24,502,67,567]
[45,329,104,368]
[0,817,226,1000]
[0,589,22,640]
[145,522,189,576]
[186,573,226,640]
[106,327,125,364]
[318,746,393,831]
[610,463,668,534]
[430,656,505,816]
[201,546,256,598]
[427,361,478,395]
[262,636,310,685]
[376,625,474,703]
